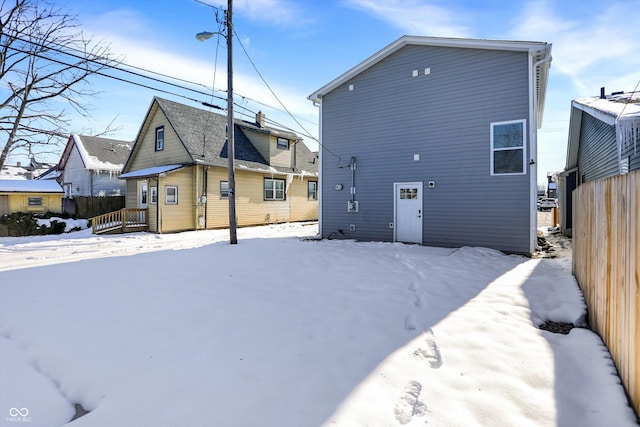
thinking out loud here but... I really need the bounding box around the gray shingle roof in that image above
[78,135,132,165]
[154,97,317,175]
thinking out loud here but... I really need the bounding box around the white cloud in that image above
[84,31,319,144]
[344,0,471,37]
[509,1,640,94]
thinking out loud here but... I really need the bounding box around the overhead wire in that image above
[1,17,324,148]
[232,29,316,142]
[1,30,311,127]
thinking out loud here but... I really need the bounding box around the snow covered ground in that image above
[0,223,637,427]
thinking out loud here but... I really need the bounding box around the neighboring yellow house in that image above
[0,179,64,215]
[119,97,318,233]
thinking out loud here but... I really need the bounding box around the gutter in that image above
[529,45,553,254]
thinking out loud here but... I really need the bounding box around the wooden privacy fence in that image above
[63,196,125,218]
[91,208,148,234]
[573,170,639,415]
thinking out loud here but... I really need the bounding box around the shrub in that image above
[0,212,77,236]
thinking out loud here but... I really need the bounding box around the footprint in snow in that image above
[394,380,428,425]
[404,314,419,332]
[413,329,442,369]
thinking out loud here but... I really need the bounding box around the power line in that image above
[232,30,316,141]
[2,30,319,138]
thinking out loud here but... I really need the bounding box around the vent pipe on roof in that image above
[600,87,606,99]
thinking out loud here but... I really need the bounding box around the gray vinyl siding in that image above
[576,113,618,182]
[321,45,531,253]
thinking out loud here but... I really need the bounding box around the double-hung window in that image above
[165,186,178,204]
[491,119,526,175]
[155,126,164,151]
[220,181,229,199]
[307,181,318,200]
[264,178,285,201]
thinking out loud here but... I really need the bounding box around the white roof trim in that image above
[308,35,550,103]
[119,164,185,179]
[571,100,617,126]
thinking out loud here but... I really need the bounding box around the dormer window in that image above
[277,137,289,150]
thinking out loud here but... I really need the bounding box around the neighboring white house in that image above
[1,159,54,180]
[57,134,132,198]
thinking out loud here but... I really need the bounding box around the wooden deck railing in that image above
[91,208,148,234]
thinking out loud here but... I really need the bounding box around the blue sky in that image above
[11,0,640,185]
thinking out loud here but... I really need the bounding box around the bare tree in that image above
[0,0,120,170]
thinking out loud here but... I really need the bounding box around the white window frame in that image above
[220,181,229,199]
[150,187,157,204]
[490,119,526,176]
[264,178,285,201]
[307,181,318,200]
[155,126,164,151]
[165,186,178,204]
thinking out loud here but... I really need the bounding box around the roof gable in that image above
[308,35,551,124]
[58,134,132,172]
[565,92,640,170]
[124,97,317,176]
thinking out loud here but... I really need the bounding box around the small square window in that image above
[165,186,178,204]
[277,137,289,150]
[220,181,229,199]
[155,126,165,151]
[28,197,42,206]
[307,181,318,200]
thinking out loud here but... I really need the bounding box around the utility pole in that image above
[226,0,238,244]
[196,0,237,244]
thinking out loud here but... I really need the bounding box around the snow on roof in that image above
[71,134,126,172]
[573,93,640,121]
[0,179,63,193]
[1,166,29,180]
[119,164,185,179]
[568,92,640,170]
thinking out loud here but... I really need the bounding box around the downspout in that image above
[203,166,208,229]
[316,98,323,238]
[155,177,160,233]
[529,46,552,253]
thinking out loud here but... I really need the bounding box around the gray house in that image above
[57,134,132,198]
[308,35,552,254]
[557,90,640,236]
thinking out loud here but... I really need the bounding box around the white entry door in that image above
[394,182,423,244]
[138,181,148,208]
[138,181,148,224]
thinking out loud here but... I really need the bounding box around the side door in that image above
[394,182,423,244]
[138,181,148,223]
